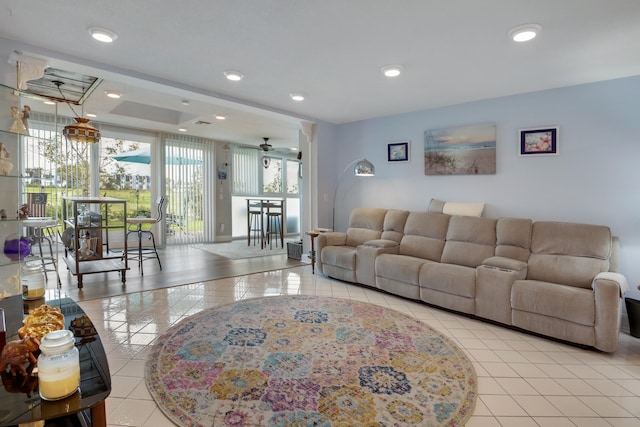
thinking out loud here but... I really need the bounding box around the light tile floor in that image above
[75,265,640,426]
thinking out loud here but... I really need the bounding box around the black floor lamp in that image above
[332,158,375,230]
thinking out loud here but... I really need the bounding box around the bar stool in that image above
[23,218,61,287]
[127,196,164,275]
[266,211,283,249]
[248,210,263,247]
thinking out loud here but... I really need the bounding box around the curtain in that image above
[27,112,102,199]
[232,147,259,195]
[162,134,214,244]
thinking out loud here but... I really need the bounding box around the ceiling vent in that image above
[193,120,211,125]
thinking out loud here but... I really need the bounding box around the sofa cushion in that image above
[441,216,497,268]
[362,239,399,249]
[482,256,528,272]
[376,254,431,286]
[398,212,450,261]
[345,208,387,246]
[428,198,485,217]
[420,263,476,298]
[347,207,387,229]
[532,222,611,259]
[346,228,384,247]
[443,202,485,217]
[527,221,612,289]
[512,280,595,326]
[495,217,532,262]
[381,209,410,243]
[427,198,447,213]
[321,246,356,270]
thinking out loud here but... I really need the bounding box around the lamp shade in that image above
[354,159,375,176]
[63,117,101,143]
[332,158,376,230]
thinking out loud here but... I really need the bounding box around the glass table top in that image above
[0,291,111,426]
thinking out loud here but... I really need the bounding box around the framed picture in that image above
[388,141,409,162]
[424,122,496,175]
[519,126,559,156]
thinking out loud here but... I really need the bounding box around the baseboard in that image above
[214,236,233,243]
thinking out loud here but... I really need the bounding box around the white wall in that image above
[318,75,640,299]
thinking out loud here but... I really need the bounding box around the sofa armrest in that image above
[317,231,347,247]
[592,272,629,297]
[482,256,528,272]
[316,232,347,275]
[356,241,400,287]
[362,239,400,250]
[592,271,628,352]
[476,256,528,325]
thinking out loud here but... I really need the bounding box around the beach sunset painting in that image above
[424,122,496,175]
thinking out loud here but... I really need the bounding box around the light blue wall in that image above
[318,75,640,299]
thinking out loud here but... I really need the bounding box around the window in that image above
[100,138,151,216]
[164,135,208,244]
[231,146,300,237]
[286,159,300,194]
[263,157,282,193]
[232,147,259,195]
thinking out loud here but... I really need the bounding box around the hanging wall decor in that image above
[519,126,559,156]
[387,141,410,162]
[217,164,227,180]
[424,122,496,175]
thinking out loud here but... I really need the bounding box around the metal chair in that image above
[248,210,264,246]
[266,211,283,249]
[264,201,284,249]
[23,217,62,287]
[126,196,164,275]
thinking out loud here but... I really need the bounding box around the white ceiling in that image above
[1,0,639,150]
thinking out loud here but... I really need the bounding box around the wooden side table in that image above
[305,231,320,274]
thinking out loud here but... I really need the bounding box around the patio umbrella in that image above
[112,147,202,165]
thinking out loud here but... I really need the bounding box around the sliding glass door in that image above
[164,135,214,245]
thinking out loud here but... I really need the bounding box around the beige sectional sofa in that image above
[317,208,629,352]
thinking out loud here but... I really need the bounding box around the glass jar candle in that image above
[22,261,45,300]
[37,330,80,401]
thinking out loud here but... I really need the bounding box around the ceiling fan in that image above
[259,137,272,151]
[241,137,298,161]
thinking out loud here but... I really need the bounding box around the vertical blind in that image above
[232,147,259,195]
[163,134,215,244]
[27,113,101,198]
[20,114,59,217]
[26,114,223,245]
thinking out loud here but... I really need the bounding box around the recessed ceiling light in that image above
[215,114,226,120]
[508,23,542,42]
[181,100,190,106]
[43,100,55,105]
[224,71,243,81]
[178,128,187,132]
[104,90,122,99]
[381,65,403,77]
[86,113,97,118]
[88,27,118,43]
[290,92,306,101]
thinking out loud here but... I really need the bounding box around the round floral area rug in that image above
[145,295,477,426]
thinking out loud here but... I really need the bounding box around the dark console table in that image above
[0,292,111,427]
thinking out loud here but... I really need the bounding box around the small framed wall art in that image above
[387,141,409,162]
[519,126,559,156]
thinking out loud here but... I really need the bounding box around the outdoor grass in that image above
[26,186,201,231]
